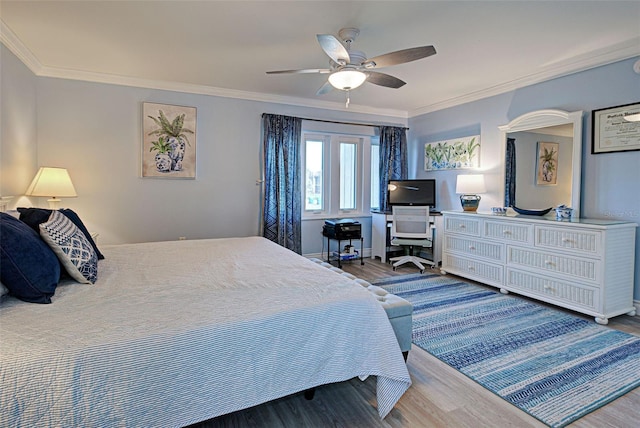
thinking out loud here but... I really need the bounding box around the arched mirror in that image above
[498,109,583,218]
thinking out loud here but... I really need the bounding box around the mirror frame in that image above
[498,109,583,218]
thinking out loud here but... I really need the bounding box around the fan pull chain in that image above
[345,89,350,108]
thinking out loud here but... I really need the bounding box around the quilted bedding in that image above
[0,236,411,427]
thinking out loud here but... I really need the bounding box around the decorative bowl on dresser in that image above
[440,211,637,325]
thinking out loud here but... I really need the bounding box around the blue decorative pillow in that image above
[18,207,104,260]
[39,211,98,284]
[0,212,60,303]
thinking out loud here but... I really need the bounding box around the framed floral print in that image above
[424,135,480,171]
[536,141,559,186]
[142,102,197,178]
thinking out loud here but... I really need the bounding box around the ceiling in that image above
[1,1,639,117]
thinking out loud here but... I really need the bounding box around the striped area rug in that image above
[373,273,640,428]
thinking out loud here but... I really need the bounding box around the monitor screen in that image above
[388,179,436,207]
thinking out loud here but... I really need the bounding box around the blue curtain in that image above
[505,137,517,207]
[262,114,302,253]
[378,126,408,212]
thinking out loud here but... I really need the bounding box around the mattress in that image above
[0,236,411,427]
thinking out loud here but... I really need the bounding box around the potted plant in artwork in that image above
[147,110,194,172]
[149,136,173,173]
[539,146,557,183]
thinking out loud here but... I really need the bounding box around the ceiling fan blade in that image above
[365,45,436,68]
[366,71,406,89]
[316,81,334,95]
[266,68,331,75]
[317,34,350,64]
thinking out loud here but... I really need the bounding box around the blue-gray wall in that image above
[408,56,640,299]
[2,41,639,301]
[0,43,403,252]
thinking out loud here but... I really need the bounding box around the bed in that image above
[0,227,411,427]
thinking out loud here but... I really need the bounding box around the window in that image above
[304,138,324,211]
[340,142,357,210]
[370,142,380,210]
[302,132,374,218]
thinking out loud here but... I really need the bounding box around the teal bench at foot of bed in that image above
[309,258,413,360]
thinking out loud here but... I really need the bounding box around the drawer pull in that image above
[468,266,475,271]
[543,284,554,291]
[459,224,466,229]
[561,238,573,243]
[544,260,555,267]
[503,230,511,235]
[468,245,476,250]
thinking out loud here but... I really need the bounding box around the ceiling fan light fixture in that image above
[328,69,367,90]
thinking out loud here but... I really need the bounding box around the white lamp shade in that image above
[25,167,77,198]
[328,69,367,90]
[456,174,486,194]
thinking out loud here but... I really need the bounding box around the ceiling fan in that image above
[266,28,436,103]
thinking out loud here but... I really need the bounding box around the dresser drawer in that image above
[484,220,532,244]
[507,246,600,284]
[534,226,601,257]
[506,268,599,311]
[444,215,481,237]
[444,235,503,262]
[443,253,503,285]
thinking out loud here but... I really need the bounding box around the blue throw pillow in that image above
[0,212,60,303]
[18,207,104,260]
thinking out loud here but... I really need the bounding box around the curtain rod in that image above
[262,113,408,130]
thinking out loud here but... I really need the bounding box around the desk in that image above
[371,211,443,265]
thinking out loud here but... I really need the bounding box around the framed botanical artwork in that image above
[536,141,559,185]
[142,102,197,178]
[424,135,480,171]
[591,102,640,154]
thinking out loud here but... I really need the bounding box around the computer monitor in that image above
[388,179,436,207]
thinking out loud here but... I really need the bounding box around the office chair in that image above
[389,205,435,273]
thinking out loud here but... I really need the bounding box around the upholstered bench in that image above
[309,258,413,360]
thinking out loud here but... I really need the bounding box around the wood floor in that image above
[192,258,640,428]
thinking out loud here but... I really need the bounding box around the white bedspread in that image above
[0,237,410,427]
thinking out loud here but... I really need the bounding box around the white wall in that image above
[408,56,640,299]
[0,44,38,198]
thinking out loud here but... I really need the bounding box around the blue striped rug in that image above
[374,273,640,428]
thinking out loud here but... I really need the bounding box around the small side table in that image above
[322,234,364,268]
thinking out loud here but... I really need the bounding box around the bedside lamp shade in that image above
[25,167,77,209]
[456,174,486,212]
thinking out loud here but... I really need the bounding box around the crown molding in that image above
[3,17,636,121]
[409,37,640,118]
[0,19,407,119]
[0,20,43,74]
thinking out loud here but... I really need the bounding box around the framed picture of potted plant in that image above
[142,102,197,178]
[424,135,480,171]
[536,141,558,185]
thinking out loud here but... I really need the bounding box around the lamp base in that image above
[47,198,62,210]
[460,194,481,212]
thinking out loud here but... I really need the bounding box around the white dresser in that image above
[441,211,637,324]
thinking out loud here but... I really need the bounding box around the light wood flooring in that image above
[192,258,640,428]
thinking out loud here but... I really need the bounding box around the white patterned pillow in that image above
[39,211,98,284]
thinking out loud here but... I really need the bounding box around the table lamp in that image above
[25,167,77,209]
[456,174,486,212]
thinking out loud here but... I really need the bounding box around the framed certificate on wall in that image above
[592,102,640,154]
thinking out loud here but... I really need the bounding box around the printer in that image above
[323,219,361,240]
